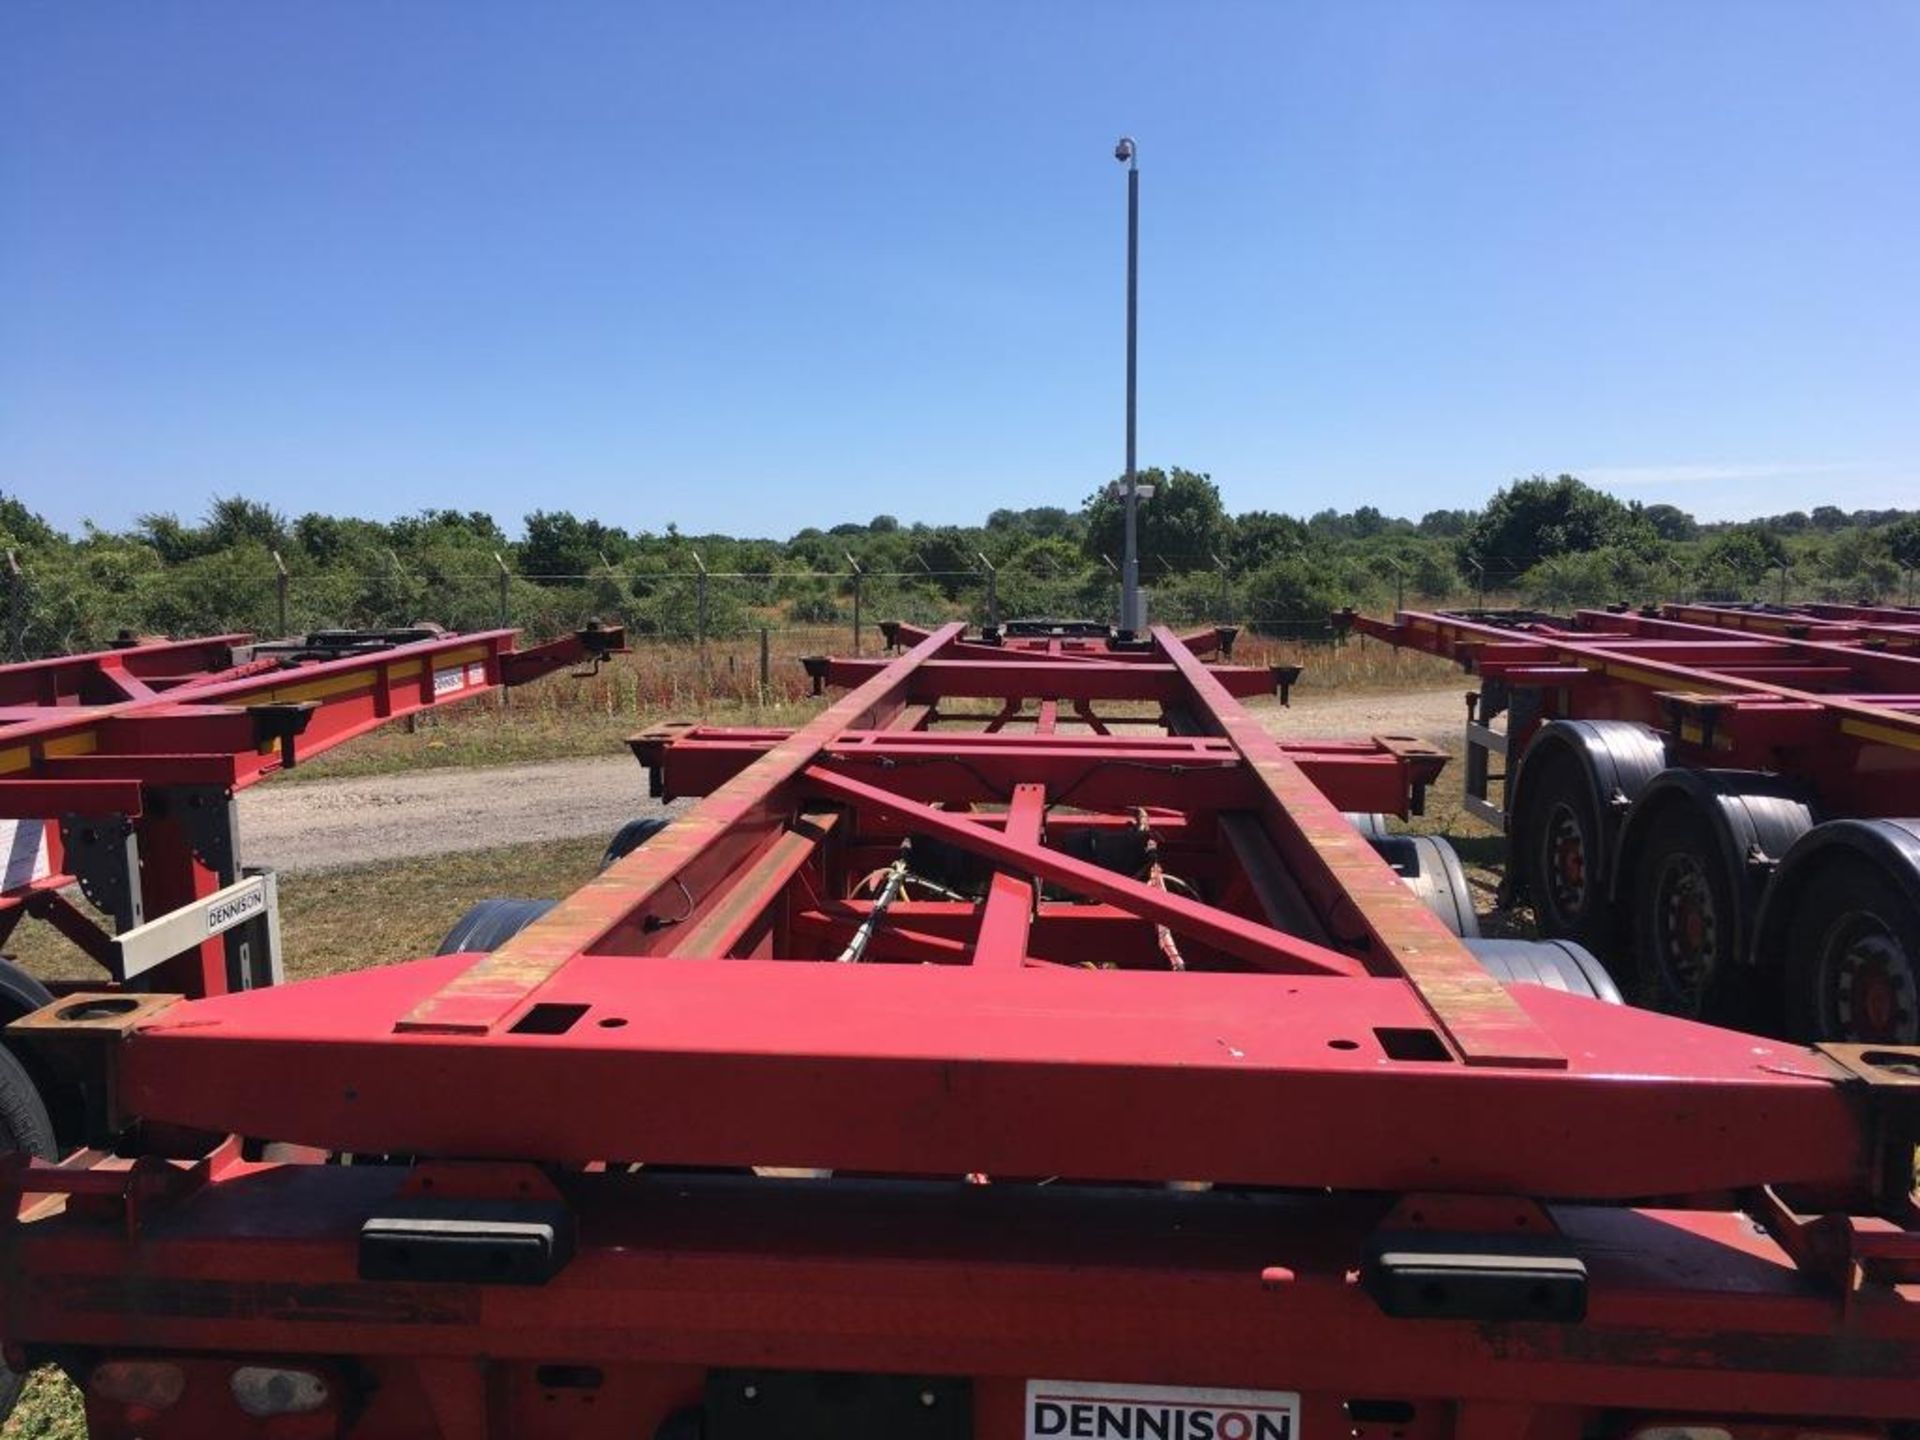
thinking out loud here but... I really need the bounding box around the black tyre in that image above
[0,960,53,1022]
[1466,938,1624,1004]
[1782,861,1920,1044]
[1367,834,1480,938]
[1630,803,1741,1021]
[437,898,558,956]
[0,1043,54,1422]
[602,816,672,872]
[1342,812,1392,839]
[0,959,80,1152]
[1515,748,1614,952]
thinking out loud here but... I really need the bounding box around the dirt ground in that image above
[236,685,1471,873]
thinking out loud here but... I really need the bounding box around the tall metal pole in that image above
[1117,137,1142,635]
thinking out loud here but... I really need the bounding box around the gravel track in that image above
[237,686,1468,874]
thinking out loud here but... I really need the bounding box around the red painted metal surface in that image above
[1350,603,1920,814]
[0,624,621,995]
[3,620,1917,1436]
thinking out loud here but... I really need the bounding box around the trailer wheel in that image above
[1366,834,1481,938]
[1782,861,1920,1044]
[1629,803,1739,1020]
[0,960,81,1152]
[602,816,672,872]
[1515,748,1610,949]
[0,1041,56,1417]
[437,898,559,955]
[0,959,53,1023]
[1465,938,1623,1004]
[1342,812,1392,838]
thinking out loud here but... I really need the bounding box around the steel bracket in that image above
[156,784,240,882]
[58,811,142,931]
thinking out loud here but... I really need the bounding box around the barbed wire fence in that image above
[2,541,1911,667]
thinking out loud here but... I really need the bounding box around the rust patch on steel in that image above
[397,624,967,1034]
[1152,626,1564,1069]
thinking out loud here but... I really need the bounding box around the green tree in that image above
[1228,510,1307,571]
[1081,467,1228,572]
[1418,508,1472,538]
[205,495,288,550]
[1458,474,1654,587]
[1695,525,1787,592]
[1640,503,1699,542]
[1885,516,1920,573]
[0,492,60,549]
[520,510,630,584]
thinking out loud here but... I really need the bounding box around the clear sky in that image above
[4,3,1915,540]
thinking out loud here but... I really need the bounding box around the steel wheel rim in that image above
[1818,910,1920,1044]
[1651,850,1717,1015]
[1539,800,1589,923]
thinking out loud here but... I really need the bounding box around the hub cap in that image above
[1818,911,1919,1043]
[1540,800,1588,923]
[1651,850,1717,1015]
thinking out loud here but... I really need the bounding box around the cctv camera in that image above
[1114,137,1135,163]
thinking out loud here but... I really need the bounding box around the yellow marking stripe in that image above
[256,671,376,705]
[1597,660,1735,695]
[43,732,98,758]
[1840,717,1920,752]
[0,747,29,776]
[388,660,422,680]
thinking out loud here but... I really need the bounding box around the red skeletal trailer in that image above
[0,619,1914,1438]
[1349,602,1920,1041]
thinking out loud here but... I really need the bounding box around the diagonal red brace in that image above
[800,765,1367,978]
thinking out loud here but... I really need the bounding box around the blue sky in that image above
[3,3,1915,540]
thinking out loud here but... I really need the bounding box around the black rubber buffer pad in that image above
[359,1198,575,1285]
[1362,1231,1587,1322]
[707,1370,972,1440]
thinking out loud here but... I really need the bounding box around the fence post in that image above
[493,551,511,628]
[1212,553,1231,621]
[1383,556,1405,616]
[693,551,710,659]
[1777,561,1790,606]
[845,553,864,654]
[759,626,771,703]
[271,549,290,636]
[1470,559,1487,610]
[977,552,997,628]
[385,548,408,627]
[3,549,21,662]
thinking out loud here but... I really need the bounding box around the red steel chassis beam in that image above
[4,621,1918,1435]
[0,623,621,993]
[1659,600,1920,649]
[1349,604,1920,815]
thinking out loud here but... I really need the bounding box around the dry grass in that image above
[3,1371,84,1438]
[288,630,1463,783]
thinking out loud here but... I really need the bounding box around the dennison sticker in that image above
[1026,1381,1301,1440]
[205,883,266,936]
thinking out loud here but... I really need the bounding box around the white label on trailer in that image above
[466,661,487,686]
[204,882,267,936]
[433,664,468,696]
[0,819,50,891]
[1026,1383,1301,1440]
